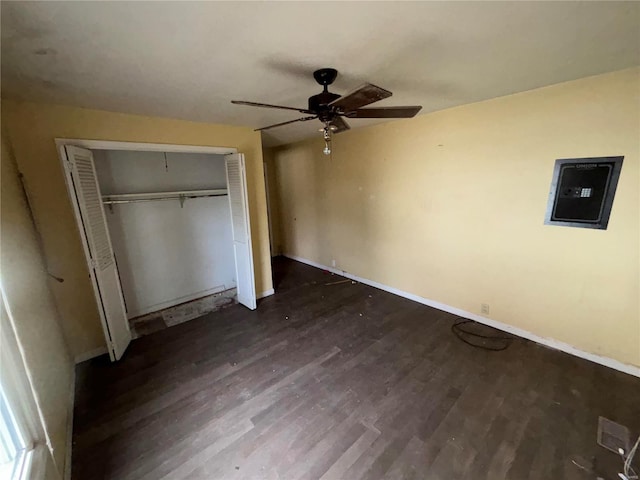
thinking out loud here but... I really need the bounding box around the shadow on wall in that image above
[274,133,384,274]
[274,122,449,292]
[321,129,400,279]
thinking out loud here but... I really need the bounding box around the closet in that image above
[94,150,235,322]
[59,142,256,361]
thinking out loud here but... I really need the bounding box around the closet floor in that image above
[129,289,236,338]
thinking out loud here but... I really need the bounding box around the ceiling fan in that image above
[232,68,422,155]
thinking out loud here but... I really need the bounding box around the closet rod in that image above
[103,193,228,205]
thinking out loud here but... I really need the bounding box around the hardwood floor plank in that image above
[72,257,640,480]
[134,347,342,480]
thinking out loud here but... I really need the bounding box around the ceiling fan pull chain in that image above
[323,123,332,156]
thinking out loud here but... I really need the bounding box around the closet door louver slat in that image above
[65,145,131,361]
[226,160,247,244]
[73,152,114,271]
[225,153,256,310]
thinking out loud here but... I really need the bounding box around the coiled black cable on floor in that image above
[451,319,514,351]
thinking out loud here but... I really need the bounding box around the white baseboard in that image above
[63,366,75,480]
[126,286,230,320]
[284,254,640,378]
[257,288,275,300]
[74,346,107,364]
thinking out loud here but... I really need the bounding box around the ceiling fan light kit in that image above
[231,68,423,155]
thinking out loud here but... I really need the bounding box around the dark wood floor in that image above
[72,258,640,480]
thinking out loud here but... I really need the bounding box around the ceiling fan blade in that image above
[346,106,423,118]
[255,116,317,131]
[330,116,350,134]
[329,83,392,113]
[232,100,312,114]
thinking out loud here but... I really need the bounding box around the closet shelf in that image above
[102,189,228,206]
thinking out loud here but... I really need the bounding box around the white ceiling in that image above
[2,1,639,146]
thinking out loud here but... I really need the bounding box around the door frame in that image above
[262,161,276,257]
[56,139,243,359]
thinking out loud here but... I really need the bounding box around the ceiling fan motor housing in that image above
[308,91,341,121]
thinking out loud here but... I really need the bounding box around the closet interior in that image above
[93,149,237,337]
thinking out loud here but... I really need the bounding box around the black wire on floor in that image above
[451,319,514,351]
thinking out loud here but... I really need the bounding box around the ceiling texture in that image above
[2,1,639,146]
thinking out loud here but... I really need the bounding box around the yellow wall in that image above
[1,130,73,478]
[272,68,640,368]
[2,101,273,359]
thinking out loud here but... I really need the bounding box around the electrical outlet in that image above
[481,303,490,315]
[331,259,336,267]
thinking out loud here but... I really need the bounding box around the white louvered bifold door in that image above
[65,145,131,360]
[225,153,257,310]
